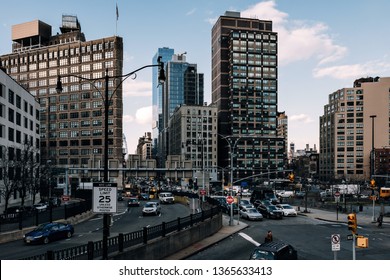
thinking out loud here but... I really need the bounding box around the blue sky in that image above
[1,0,390,153]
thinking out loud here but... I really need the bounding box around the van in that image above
[249,241,298,260]
[159,192,175,204]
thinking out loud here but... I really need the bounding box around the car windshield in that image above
[250,249,275,260]
[145,203,155,208]
[282,205,293,209]
[268,205,278,210]
[248,208,258,213]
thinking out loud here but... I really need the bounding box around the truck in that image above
[250,187,279,204]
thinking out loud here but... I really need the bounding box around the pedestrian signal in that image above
[347,213,357,234]
[288,173,295,182]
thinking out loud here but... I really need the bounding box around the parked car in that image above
[249,241,298,260]
[142,202,161,216]
[159,192,175,204]
[23,222,74,244]
[239,199,254,209]
[127,197,140,207]
[257,204,283,219]
[33,203,48,212]
[276,204,297,217]
[3,205,33,215]
[276,190,294,198]
[239,207,263,221]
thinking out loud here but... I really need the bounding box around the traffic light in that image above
[288,173,295,182]
[370,179,376,189]
[347,213,357,234]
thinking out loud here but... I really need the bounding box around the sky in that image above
[1,0,390,154]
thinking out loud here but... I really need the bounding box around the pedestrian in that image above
[264,230,273,243]
[377,213,384,227]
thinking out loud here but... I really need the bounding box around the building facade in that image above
[0,69,40,211]
[319,77,390,182]
[211,11,286,184]
[168,104,218,181]
[0,16,124,189]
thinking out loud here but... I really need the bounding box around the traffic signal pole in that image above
[348,213,357,260]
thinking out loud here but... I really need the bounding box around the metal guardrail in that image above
[22,205,221,260]
[0,200,92,232]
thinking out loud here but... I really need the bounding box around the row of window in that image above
[3,41,116,66]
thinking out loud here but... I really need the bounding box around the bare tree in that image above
[0,146,20,213]
[15,141,41,205]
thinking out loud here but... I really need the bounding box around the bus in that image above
[380,187,390,199]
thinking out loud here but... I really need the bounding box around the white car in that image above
[239,207,263,221]
[33,203,48,212]
[159,192,175,204]
[277,204,297,217]
[142,202,161,216]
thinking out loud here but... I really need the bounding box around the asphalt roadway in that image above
[164,205,389,260]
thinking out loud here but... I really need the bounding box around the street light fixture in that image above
[56,57,165,259]
[218,133,255,226]
[370,115,377,222]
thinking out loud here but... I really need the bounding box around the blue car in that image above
[23,222,74,244]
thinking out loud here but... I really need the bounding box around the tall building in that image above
[152,47,174,138]
[136,132,153,160]
[211,11,286,183]
[0,68,40,210]
[159,52,204,167]
[319,77,390,182]
[0,16,124,189]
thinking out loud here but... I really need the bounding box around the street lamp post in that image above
[56,57,165,259]
[218,134,252,226]
[370,115,377,222]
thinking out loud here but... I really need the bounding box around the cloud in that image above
[241,1,347,66]
[123,106,153,125]
[186,8,197,16]
[313,59,390,80]
[123,79,152,97]
[289,114,314,123]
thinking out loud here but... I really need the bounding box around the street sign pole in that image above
[331,234,340,260]
[352,233,356,260]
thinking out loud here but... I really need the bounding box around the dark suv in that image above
[257,204,283,219]
[249,241,298,260]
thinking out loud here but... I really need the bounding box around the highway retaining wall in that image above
[109,212,222,260]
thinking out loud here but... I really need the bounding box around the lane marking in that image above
[238,232,261,246]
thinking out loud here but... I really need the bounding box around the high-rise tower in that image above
[0,15,124,188]
[211,11,285,182]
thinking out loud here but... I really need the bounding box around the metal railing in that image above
[22,205,221,260]
[0,200,92,232]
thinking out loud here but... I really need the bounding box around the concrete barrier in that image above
[109,212,222,260]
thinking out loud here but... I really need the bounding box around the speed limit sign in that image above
[93,182,117,213]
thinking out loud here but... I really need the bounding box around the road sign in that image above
[331,234,340,251]
[226,195,234,204]
[93,182,117,213]
[334,192,340,197]
[199,189,206,196]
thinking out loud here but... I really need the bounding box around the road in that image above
[0,199,190,260]
[187,213,390,260]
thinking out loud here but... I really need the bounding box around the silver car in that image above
[142,202,161,216]
[239,207,263,221]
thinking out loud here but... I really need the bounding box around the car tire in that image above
[66,231,72,238]
[43,237,49,244]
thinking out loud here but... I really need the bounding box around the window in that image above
[8,90,14,104]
